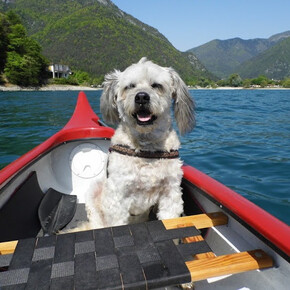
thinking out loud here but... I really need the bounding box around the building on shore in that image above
[48,64,72,78]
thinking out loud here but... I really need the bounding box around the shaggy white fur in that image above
[87,58,195,229]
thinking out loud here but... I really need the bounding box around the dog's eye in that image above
[125,83,135,90]
[151,83,163,90]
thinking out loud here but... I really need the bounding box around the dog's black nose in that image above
[135,92,150,105]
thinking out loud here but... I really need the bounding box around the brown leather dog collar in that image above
[109,144,179,159]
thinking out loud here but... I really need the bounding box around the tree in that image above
[198,77,211,87]
[5,51,48,87]
[217,79,228,87]
[5,10,22,26]
[251,75,269,86]
[72,70,91,84]
[228,73,242,87]
[0,13,9,72]
[7,24,28,55]
[242,79,251,88]
[282,77,290,88]
[2,12,49,86]
[0,11,24,72]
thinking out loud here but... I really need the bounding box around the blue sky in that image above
[111,0,290,51]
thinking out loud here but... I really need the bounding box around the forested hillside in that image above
[0,0,212,81]
[238,37,290,80]
[188,31,290,79]
[188,38,272,78]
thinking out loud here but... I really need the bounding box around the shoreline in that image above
[0,84,101,92]
[0,84,289,91]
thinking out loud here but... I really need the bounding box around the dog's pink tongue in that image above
[137,114,151,122]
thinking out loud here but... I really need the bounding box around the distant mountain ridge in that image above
[238,37,290,79]
[1,0,289,81]
[0,0,212,80]
[188,31,290,79]
[268,31,290,42]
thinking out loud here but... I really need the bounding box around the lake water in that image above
[0,89,289,225]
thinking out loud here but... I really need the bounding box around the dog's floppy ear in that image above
[168,68,195,135]
[100,70,121,125]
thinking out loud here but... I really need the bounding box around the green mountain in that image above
[0,0,212,80]
[188,31,290,79]
[182,51,218,81]
[238,37,290,80]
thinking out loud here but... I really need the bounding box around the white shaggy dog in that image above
[90,58,195,228]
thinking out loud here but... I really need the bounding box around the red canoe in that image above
[0,91,289,289]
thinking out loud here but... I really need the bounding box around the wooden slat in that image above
[180,227,216,259]
[0,240,18,255]
[181,234,216,259]
[194,252,216,260]
[183,234,204,243]
[162,212,228,230]
[186,249,273,282]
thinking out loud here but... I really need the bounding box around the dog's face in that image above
[117,59,175,132]
[101,58,195,135]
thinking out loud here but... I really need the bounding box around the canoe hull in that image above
[0,92,289,289]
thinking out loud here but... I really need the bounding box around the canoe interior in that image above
[0,138,205,242]
[0,139,110,241]
[0,138,289,289]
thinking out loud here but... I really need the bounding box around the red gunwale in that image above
[0,91,289,258]
[183,164,290,257]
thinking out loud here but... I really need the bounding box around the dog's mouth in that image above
[133,109,157,125]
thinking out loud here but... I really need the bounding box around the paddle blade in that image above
[38,188,77,235]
